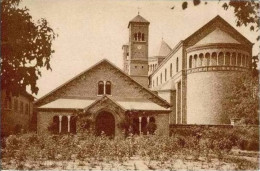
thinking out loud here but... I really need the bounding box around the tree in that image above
[178,0,260,76]
[1,0,56,95]
[222,73,259,125]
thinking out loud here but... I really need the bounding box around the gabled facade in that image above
[35,59,170,136]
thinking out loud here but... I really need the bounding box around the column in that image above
[68,115,71,133]
[139,117,142,134]
[59,115,62,133]
[216,55,219,66]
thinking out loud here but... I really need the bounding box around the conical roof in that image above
[128,14,150,28]
[158,40,172,56]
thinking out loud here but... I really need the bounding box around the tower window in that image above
[138,32,141,41]
[105,81,111,95]
[134,33,137,41]
[98,81,104,95]
[142,33,145,41]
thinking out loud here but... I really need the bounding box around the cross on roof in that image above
[138,7,141,15]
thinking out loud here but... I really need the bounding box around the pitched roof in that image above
[35,59,170,108]
[184,15,253,46]
[158,40,172,56]
[128,14,150,28]
[38,96,170,111]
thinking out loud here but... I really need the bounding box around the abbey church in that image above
[35,14,253,136]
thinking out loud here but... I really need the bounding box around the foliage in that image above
[2,126,259,170]
[1,0,56,95]
[222,72,259,125]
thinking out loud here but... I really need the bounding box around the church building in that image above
[35,14,253,136]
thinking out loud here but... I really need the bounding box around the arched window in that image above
[231,52,236,66]
[141,117,147,134]
[134,33,137,41]
[218,52,224,65]
[133,118,139,135]
[61,116,68,134]
[176,57,179,72]
[170,63,173,77]
[211,52,217,66]
[205,53,210,66]
[242,54,245,66]
[98,81,104,95]
[105,81,111,95]
[138,32,141,41]
[141,33,145,41]
[237,53,242,66]
[53,116,59,134]
[70,116,77,134]
[165,69,167,81]
[198,53,203,67]
[193,55,197,67]
[225,52,231,65]
[189,56,192,68]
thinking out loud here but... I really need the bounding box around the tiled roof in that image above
[128,15,149,27]
[158,40,172,56]
[38,99,95,109]
[38,97,169,111]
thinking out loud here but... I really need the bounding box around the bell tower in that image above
[124,14,150,88]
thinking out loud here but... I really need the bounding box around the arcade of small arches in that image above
[188,51,250,69]
[149,63,158,72]
[52,115,77,134]
[131,116,156,135]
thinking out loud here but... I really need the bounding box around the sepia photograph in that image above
[1,0,259,170]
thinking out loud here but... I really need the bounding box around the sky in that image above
[20,0,260,98]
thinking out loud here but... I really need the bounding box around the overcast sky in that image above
[20,0,259,98]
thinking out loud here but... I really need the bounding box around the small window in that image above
[165,69,167,81]
[176,57,179,72]
[138,32,142,41]
[105,81,111,95]
[98,81,104,95]
[135,66,137,69]
[170,64,173,77]
[142,66,144,69]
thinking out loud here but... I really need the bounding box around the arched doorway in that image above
[95,111,115,136]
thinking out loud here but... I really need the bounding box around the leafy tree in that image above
[222,73,259,125]
[178,0,260,76]
[1,0,56,95]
